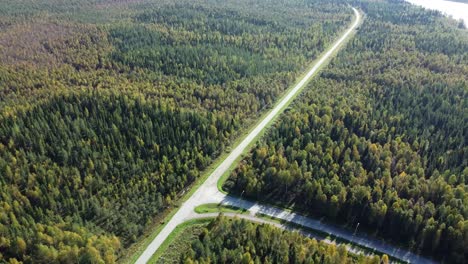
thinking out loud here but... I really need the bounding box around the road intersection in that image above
[136,7,435,264]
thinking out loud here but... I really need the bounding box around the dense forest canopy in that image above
[0,0,353,263]
[225,0,468,263]
[158,216,388,264]
[1,91,236,263]
[0,0,350,113]
[1,0,466,263]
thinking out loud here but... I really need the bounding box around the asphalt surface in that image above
[136,7,435,264]
[218,196,437,264]
[189,212,369,257]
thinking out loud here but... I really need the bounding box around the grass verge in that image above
[118,117,259,263]
[194,203,248,214]
[148,218,211,263]
[217,8,362,193]
[255,213,405,263]
[118,60,304,263]
[122,8,362,263]
[147,212,402,264]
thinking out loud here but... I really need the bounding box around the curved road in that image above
[136,7,433,264]
[189,212,370,257]
[217,196,437,264]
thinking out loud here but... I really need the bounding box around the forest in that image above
[0,0,352,263]
[2,0,466,263]
[224,0,468,263]
[158,216,387,264]
[0,92,237,261]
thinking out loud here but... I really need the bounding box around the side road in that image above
[214,196,437,264]
[190,212,372,258]
[133,7,435,264]
[136,7,362,263]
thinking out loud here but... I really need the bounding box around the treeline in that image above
[169,216,387,264]
[225,0,467,263]
[0,92,236,263]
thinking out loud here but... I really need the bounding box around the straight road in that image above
[136,7,373,264]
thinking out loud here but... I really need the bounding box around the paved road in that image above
[189,212,370,257]
[218,196,437,264]
[136,7,362,264]
[135,7,433,264]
